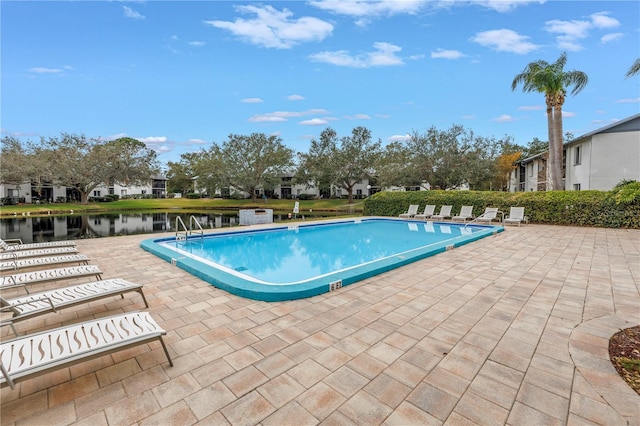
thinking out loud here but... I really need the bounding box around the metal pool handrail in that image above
[175,215,204,241]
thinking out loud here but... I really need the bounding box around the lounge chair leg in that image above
[159,337,174,366]
[138,289,149,308]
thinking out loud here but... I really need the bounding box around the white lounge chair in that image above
[0,311,172,389]
[0,265,103,293]
[432,205,452,221]
[1,238,76,252]
[1,278,148,336]
[452,206,475,223]
[504,207,527,226]
[415,205,436,220]
[475,207,500,224]
[0,254,90,272]
[399,204,420,218]
[0,247,79,261]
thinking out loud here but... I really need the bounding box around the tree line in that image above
[166,124,549,203]
[0,134,159,204]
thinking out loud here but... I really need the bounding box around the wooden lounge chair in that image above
[0,238,76,252]
[504,207,527,226]
[452,206,475,223]
[399,204,419,218]
[415,205,436,220]
[0,247,79,261]
[0,254,90,272]
[0,265,103,293]
[0,311,172,389]
[1,278,148,336]
[432,205,453,221]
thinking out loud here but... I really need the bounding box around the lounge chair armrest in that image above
[3,239,23,245]
[1,297,56,313]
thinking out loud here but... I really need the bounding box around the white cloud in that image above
[287,94,305,101]
[242,98,264,103]
[471,29,540,54]
[544,12,621,51]
[462,115,475,120]
[122,6,145,20]
[28,67,65,74]
[344,114,371,120]
[388,134,411,142]
[138,136,168,144]
[299,118,330,126]
[601,33,624,44]
[188,41,206,47]
[562,111,575,118]
[590,12,620,29]
[615,97,640,104]
[517,105,543,111]
[309,0,425,26]
[474,0,546,13]
[204,5,333,49]
[310,42,404,68]
[492,114,515,122]
[249,108,329,123]
[430,48,465,59]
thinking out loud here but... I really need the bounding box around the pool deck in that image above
[1,223,639,425]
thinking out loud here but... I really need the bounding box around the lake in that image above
[0,210,348,243]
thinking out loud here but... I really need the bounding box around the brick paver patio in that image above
[1,222,639,425]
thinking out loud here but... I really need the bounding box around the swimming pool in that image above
[140,218,502,301]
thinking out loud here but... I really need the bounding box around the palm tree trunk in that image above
[545,94,555,191]
[551,92,566,190]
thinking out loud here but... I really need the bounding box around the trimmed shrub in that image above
[363,188,640,228]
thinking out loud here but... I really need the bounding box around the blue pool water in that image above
[141,218,502,301]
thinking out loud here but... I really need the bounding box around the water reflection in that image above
[0,211,343,243]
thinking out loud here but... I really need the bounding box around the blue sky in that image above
[2,0,639,166]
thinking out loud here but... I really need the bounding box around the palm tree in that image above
[512,52,588,190]
[626,58,640,78]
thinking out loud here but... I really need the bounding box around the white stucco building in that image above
[511,113,640,191]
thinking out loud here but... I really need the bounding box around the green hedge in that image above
[363,188,640,228]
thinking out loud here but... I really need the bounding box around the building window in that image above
[574,146,582,165]
[93,190,101,196]
[528,163,533,177]
[573,183,581,191]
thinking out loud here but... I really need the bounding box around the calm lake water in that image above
[0,210,349,243]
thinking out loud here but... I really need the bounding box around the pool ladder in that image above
[175,215,204,242]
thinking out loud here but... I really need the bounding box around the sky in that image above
[2,0,639,166]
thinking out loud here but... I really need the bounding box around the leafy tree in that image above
[406,124,501,190]
[626,58,640,78]
[211,133,295,201]
[494,152,522,191]
[296,128,339,197]
[166,159,195,195]
[297,127,382,203]
[522,137,548,158]
[0,136,31,185]
[375,141,417,189]
[333,127,382,203]
[512,52,588,190]
[46,134,158,203]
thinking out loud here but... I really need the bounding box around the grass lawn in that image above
[0,198,365,218]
